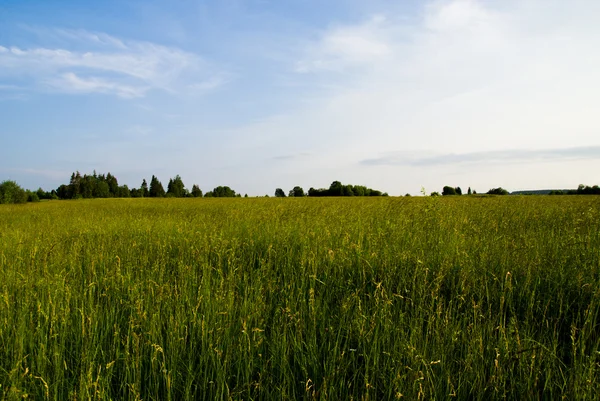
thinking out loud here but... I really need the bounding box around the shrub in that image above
[0,180,28,204]
[487,187,509,195]
[27,191,40,202]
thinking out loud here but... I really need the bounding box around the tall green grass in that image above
[0,196,599,399]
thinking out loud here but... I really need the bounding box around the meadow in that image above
[0,196,599,400]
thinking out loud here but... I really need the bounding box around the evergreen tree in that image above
[95,181,110,198]
[191,185,203,198]
[105,173,119,197]
[167,175,186,197]
[141,179,149,197]
[68,171,82,199]
[80,174,96,198]
[56,184,69,199]
[149,175,166,197]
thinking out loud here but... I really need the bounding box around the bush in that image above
[442,186,456,196]
[0,180,28,204]
[487,187,509,195]
[27,191,40,202]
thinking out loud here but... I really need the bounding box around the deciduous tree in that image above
[191,184,203,198]
[288,186,305,197]
[442,186,456,196]
[0,180,28,204]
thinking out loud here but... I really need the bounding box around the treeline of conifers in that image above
[0,171,388,204]
[48,172,237,200]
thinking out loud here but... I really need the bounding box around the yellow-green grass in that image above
[0,196,599,400]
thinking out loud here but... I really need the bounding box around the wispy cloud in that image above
[6,168,70,181]
[0,83,22,91]
[124,125,154,138]
[0,29,227,98]
[47,72,146,98]
[271,152,311,161]
[255,0,600,166]
[295,15,393,73]
[187,74,233,94]
[424,0,493,32]
[53,28,128,49]
[361,146,600,167]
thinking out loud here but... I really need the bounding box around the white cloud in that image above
[48,72,146,98]
[295,15,393,72]
[223,0,600,194]
[54,28,128,49]
[0,29,226,98]
[361,146,600,167]
[187,73,233,94]
[424,0,491,32]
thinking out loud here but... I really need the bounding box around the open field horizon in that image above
[1,196,599,399]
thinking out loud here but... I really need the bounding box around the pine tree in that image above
[105,173,119,197]
[167,175,185,197]
[141,179,149,197]
[149,175,165,197]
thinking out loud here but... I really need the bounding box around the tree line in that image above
[1,174,389,204]
[51,171,214,199]
[1,172,598,204]
[275,181,388,197]
[549,184,600,195]
[0,171,242,204]
[433,186,509,196]
[437,184,600,196]
[55,171,245,199]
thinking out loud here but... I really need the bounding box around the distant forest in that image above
[433,185,600,197]
[0,171,388,204]
[0,170,598,204]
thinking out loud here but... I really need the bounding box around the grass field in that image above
[1,196,599,400]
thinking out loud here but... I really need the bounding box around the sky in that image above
[1,0,599,196]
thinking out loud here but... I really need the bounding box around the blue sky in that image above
[1,0,599,195]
